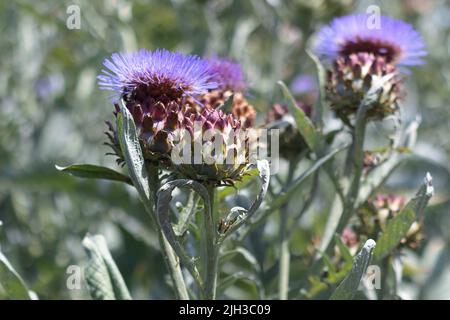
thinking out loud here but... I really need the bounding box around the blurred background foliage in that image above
[0,0,449,299]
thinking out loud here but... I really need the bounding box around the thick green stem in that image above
[377,255,392,300]
[336,103,369,234]
[299,101,372,295]
[278,161,295,300]
[204,185,219,300]
[147,166,189,300]
[158,232,189,300]
[279,224,290,300]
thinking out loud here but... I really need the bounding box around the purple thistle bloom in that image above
[314,14,427,67]
[97,49,217,100]
[206,56,246,92]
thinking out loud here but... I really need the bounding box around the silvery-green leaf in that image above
[333,234,353,265]
[317,250,338,282]
[278,81,320,151]
[330,239,376,300]
[220,247,258,270]
[305,50,326,127]
[217,272,262,294]
[173,192,198,237]
[117,100,151,203]
[55,164,132,186]
[156,179,210,288]
[373,173,434,259]
[0,251,32,300]
[83,234,131,300]
[248,160,270,217]
[218,167,259,200]
[220,160,270,240]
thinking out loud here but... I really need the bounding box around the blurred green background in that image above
[0,0,449,299]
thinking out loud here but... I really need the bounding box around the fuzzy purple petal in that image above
[97,49,217,99]
[206,56,247,92]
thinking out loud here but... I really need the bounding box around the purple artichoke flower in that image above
[190,56,256,129]
[314,14,426,122]
[314,14,427,67]
[98,49,217,101]
[98,49,217,98]
[205,56,247,92]
[99,49,218,164]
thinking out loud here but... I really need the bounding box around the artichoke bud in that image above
[174,107,250,186]
[326,52,403,123]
